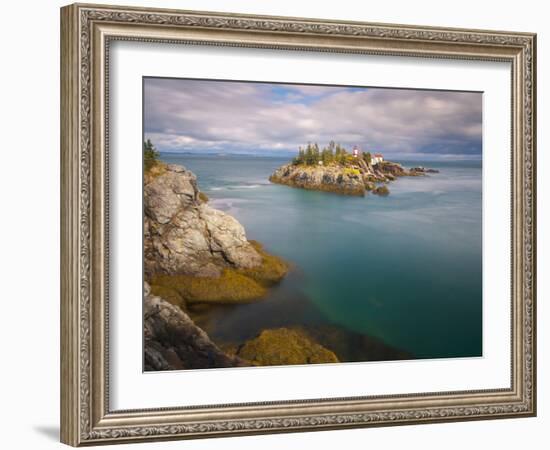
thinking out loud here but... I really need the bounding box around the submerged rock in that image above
[304,324,412,362]
[150,269,267,305]
[236,328,339,366]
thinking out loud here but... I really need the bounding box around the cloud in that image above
[144,78,482,159]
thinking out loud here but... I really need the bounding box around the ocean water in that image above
[159,153,483,360]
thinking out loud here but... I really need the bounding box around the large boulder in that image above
[144,164,262,277]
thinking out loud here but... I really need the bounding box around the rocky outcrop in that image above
[144,283,246,371]
[236,328,339,366]
[270,164,366,196]
[410,166,440,174]
[375,161,407,176]
[269,157,436,197]
[144,164,263,277]
[145,163,288,306]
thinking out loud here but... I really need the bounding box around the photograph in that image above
[142,78,483,371]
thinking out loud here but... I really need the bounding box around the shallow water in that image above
[159,153,483,360]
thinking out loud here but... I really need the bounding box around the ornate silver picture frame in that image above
[60,3,536,446]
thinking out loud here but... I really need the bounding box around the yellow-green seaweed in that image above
[237,328,339,366]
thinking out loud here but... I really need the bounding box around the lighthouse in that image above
[353,146,359,158]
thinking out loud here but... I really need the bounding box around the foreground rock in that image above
[145,163,288,305]
[145,164,262,277]
[144,283,246,370]
[144,285,343,371]
[145,282,411,370]
[236,328,339,366]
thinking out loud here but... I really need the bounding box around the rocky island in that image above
[269,142,438,196]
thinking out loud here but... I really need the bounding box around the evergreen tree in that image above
[335,146,341,162]
[292,142,356,166]
[144,139,160,172]
[335,144,347,164]
[312,143,320,164]
[305,143,315,165]
[293,146,305,165]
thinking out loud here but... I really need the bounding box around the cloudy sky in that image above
[144,77,482,160]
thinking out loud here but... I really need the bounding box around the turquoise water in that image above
[160,153,483,360]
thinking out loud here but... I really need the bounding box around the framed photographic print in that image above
[60,3,537,446]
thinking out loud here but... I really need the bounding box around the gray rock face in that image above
[144,165,198,224]
[144,164,262,277]
[144,283,245,370]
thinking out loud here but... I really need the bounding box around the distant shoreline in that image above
[159,152,482,165]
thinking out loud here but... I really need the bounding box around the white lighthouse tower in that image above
[353,146,359,158]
